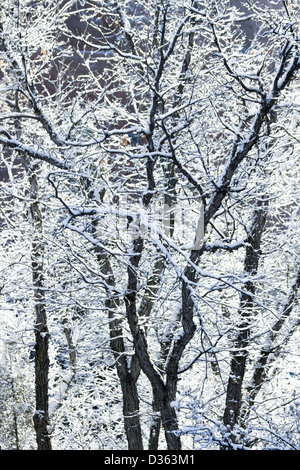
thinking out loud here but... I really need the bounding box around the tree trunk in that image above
[159,391,181,450]
[124,235,200,450]
[148,397,161,450]
[223,199,268,445]
[33,321,51,450]
[120,357,144,450]
[92,217,144,450]
[28,168,52,450]
[242,264,300,424]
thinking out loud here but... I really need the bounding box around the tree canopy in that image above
[0,0,299,450]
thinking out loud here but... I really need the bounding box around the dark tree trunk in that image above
[159,391,181,450]
[148,397,161,450]
[242,265,300,425]
[33,317,51,450]
[120,357,144,450]
[124,236,198,451]
[223,199,268,445]
[29,170,52,450]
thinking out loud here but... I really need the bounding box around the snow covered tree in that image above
[0,0,299,450]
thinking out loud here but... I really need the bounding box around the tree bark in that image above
[119,355,143,450]
[91,215,144,450]
[28,168,52,450]
[124,236,200,450]
[223,199,268,445]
